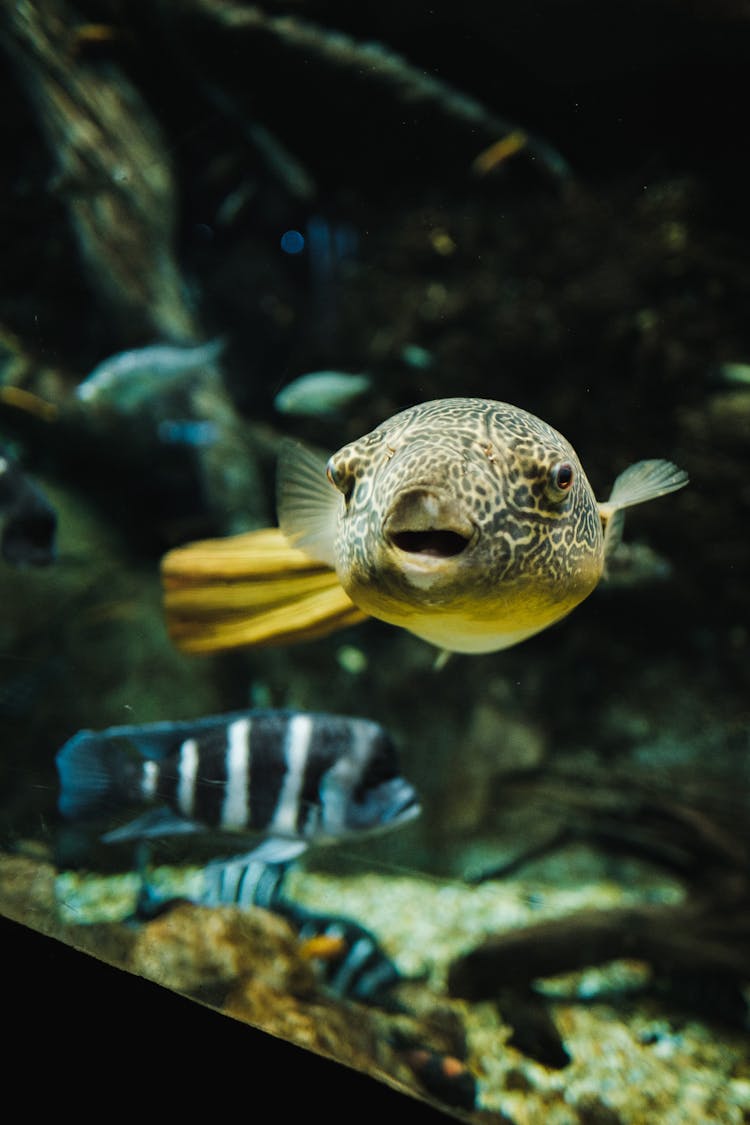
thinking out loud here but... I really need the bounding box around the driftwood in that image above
[449,901,750,997]
[450,769,750,1025]
[471,770,749,889]
[0,0,193,341]
[160,0,571,182]
[0,0,274,532]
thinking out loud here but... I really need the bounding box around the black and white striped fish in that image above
[200,854,291,909]
[56,710,420,865]
[294,912,404,1006]
[199,857,405,1007]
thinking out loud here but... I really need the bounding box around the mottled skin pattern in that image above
[325,398,604,653]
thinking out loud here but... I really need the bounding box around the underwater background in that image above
[1,2,749,1122]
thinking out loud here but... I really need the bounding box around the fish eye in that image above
[547,461,575,500]
[326,456,354,503]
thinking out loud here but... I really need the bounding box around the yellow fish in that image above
[162,398,688,655]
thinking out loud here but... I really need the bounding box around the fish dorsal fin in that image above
[599,458,688,563]
[277,439,341,567]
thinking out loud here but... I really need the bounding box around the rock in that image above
[130,902,316,999]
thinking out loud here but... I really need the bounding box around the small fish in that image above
[157,419,219,447]
[56,709,420,866]
[200,854,290,910]
[163,397,688,655]
[0,451,57,566]
[400,1048,477,1112]
[293,911,404,1006]
[76,338,225,411]
[715,361,750,387]
[274,371,372,417]
[400,344,433,371]
[198,855,405,1007]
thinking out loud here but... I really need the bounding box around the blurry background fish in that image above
[273,371,372,417]
[194,854,407,1007]
[156,419,220,448]
[75,338,225,413]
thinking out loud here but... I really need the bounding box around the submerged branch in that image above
[171,0,571,180]
[449,899,750,1000]
[0,0,193,340]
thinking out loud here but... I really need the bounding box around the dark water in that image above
[1,4,749,1122]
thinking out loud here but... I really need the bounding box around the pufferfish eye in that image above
[326,456,354,503]
[546,460,575,501]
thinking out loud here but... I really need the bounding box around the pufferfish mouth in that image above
[383,488,476,560]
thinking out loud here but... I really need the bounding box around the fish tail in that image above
[161,527,368,653]
[56,731,132,820]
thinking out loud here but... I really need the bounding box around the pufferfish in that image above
[162,397,688,656]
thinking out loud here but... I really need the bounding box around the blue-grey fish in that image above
[157,419,219,447]
[163,397,688,656]
[0,450,57,566]
[716,362,750,387]
[200,855,291,911]
[198,856,405,1006]
[76,338,225,411]
[56,709,420,865]
[274,371,372,417]
[141,852,406,1006]
[293,911,404,1006]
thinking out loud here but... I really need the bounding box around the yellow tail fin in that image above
[161,528,368,653]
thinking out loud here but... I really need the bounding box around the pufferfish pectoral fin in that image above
[161,527,367,654]
[277,439,342,566]
[599,458,689,564]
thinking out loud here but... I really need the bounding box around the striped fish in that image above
[200,855,290,909]
[56,710,420,865]
[199,856,404,1007]
[295,912,404,1006]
